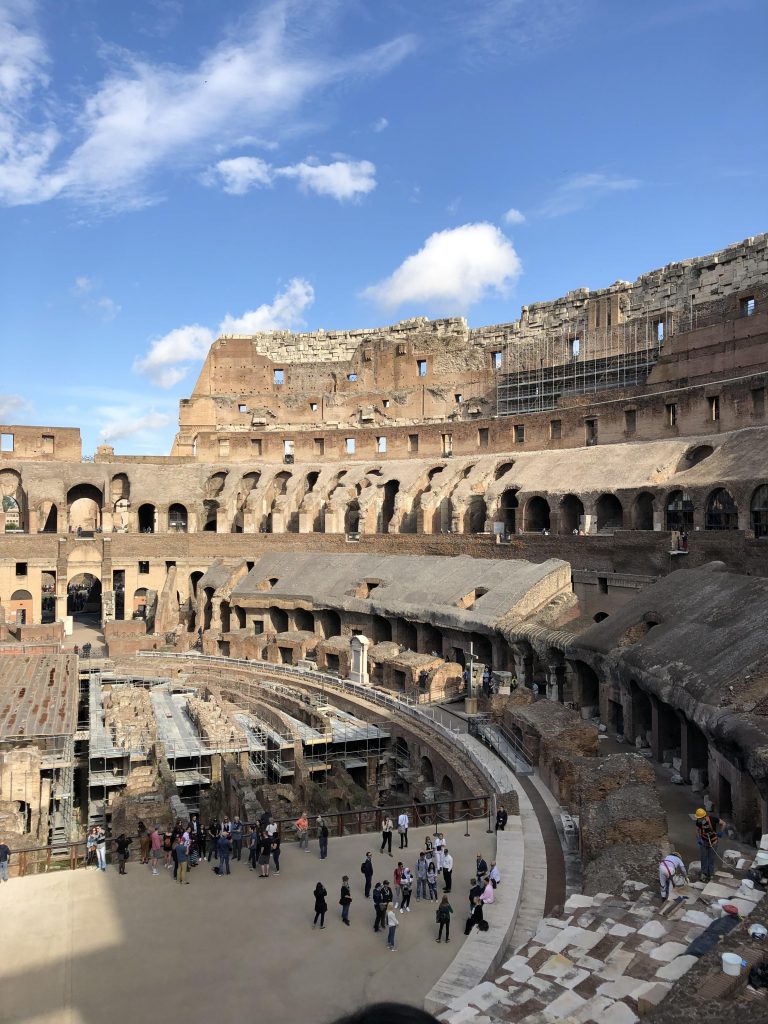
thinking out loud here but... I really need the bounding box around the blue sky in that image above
[1,0,766,455]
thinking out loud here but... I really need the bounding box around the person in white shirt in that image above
[386,902,398,950]
[397,811,409,849]
[658,852,688,899]
[442,849,454,893]
[434,833,445,871]
[489,862,501,887]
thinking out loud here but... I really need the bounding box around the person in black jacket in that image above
[495,806,508,831]
[313,882,328,929]
[468,877,483,908]
[340,875,352,925]
[361,851,374,897]
[372,882,385,931]
[464,897,484,935]
[115,834,132,875]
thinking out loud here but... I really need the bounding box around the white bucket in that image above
[722,952,742,976]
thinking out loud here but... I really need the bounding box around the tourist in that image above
[270,833,281,874]
[464,897,485,935]
[424,834,433,855]
[318,815,329,859]
[380,814,393,856]
[206,821,219,862]
[217,829,231,875]
[481,877,495,904]
[397,810,409,848]
[380,879,394,916]
[176,835,190,884]
[163,827,173,870]
[150,826,162,876]
[426,860,438,901]
[248,826,260,870]
[361,851,374,897]
[476,852,488,877]
[190,814,205,860]
[415,851,428,900]
[258,832,271,877]
[115,833,132,875]
[434,833,445,870]
[137,820,150,864]
[393,861,403,907]
[372,881,385,931]
[231,817,243,861]
[313,881,328,929]
[400,866,413,912]
[386,902,398,950]
[489,861,501,887]
[695,808,725,882]
[442,848,453,893]
[85,827,97,868]
[495,806,508,831]
[659,851,688,899]
[296,810,309,851]
[469,877,483,908]
[95,825,107,872]
[340,875,352,925]
[0,838,10,882]
[436,895,453,942]
[221,815,232,836]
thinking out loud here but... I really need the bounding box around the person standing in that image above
[380,879,393,916]
[436,896,453,942]
[442,849,454,893]
[176,837,190,884]
[248,826,260,870]
[415,852,428,901]
[426,860,438,901]
[137,821,150,865]
[313,882,328,929]
[231,817,243,861]
[270,834,281,874]
[115,834,132,875]
[695,808,725,882]
[386,903,398,951]
[361,852,374,897]
[372,882,385,932]
[340,875,352,925]
[434,833,445,871]
[397,811,409,849]
[85,828,97,868]
[380,815,393,857]
[150,826,163,876]
[0,839,10,882]
[393,862,403,908]
[296,811,310,851]
[399,867,413,912]
[659,851,688,900]
[495,806,508,831]
[95,825,107,872]
[206,821,219,862]
[258,832,271,877]
[217,829,231,875]
[318,816,329,860]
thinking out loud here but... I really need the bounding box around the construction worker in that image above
[695,808,725,881]
[658,851,688,899]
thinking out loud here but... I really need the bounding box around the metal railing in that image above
[470,714,535,775]
[4,795,491,878]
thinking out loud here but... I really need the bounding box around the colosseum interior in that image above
[2,233,768,1023]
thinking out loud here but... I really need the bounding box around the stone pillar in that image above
[324,509,344,534]
[511,644,533,689]
[297,512,313,534]
[56,539,68,625]
[350,634,370,685]
[271,511,286,534]
[650,694,663,763]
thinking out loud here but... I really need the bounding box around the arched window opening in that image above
[632,492,655,531]
[169,503,188,532]
[750,485,768,538]
[524,496,550,532]
[500,489,519,534]
[138,503,156,533]
[705,488,738,531]
[595,493,623,531]
[560,494,584,534]
[666,490,694,531]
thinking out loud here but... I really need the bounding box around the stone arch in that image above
[202,587,215,630]
[110,473,130,503]
[293,608,315,632]
[133,587,148,618]
[67,483,102,533]
[169,502,188,532]
[440,774,454,796]
[203,501,219,531]
[524,495,550,532]
[500,488,519,533]
[632,491,655,531]
[559,493,584,534]
[205,471,228,499]
[465,495,487,533]
[372,615,392,643]
[494,461,514,480]
[750,484,768,538]
[571,660,599,713]
[345,499,361,533]
[68,572,101,619]
[665,490,694,531]
[680,444,715,470]
[8,589,33,624]
[37,500,58,533]
[705,487,738,531]
[138,503,156,533]
[270,606,289,632]
[420,755,435,786]
[595,493,623,531]
[318,609,341,639]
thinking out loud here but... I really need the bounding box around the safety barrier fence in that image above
[5,795,491,878]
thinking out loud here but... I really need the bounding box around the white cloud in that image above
[203,155,376,201]
[99,408,173,442]
[362,223,521,311]
[204,156,273,195]
[503,207,526,225]
[134,277,315,388]
[72,275,93,294]
[95,296,121,321]
[372,116,389,132]
[71,275,120,319]
[457,0,586,58]
[275,158,376,200]
[0,392,30,420]
[0,1,415,208]
[538,172,641,217]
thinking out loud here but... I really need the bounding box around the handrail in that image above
[5,795,491,877]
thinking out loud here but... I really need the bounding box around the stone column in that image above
[350,635,370,685]
[511,644,533,689]
[56,539,68,626]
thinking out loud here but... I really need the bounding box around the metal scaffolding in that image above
[497,317,662,417]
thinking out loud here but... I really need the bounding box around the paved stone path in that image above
[0,824,493,1024]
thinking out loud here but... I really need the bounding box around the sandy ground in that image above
[0,822,497,1024]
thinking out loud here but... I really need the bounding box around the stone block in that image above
[601,1002,639,1024]
[655,954,698,981]
[649,941,688,962]
[635,981,672,1012]
[543,989,586,1020]
[638,920,668,939]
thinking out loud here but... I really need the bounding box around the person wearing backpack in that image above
[372,881,385,932]
[436,896,453,942]
[361,851,374,897]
